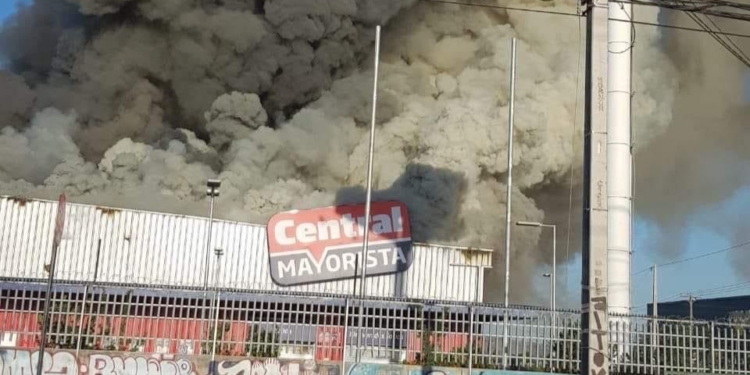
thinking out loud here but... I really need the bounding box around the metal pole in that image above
[687,295,696,321]
[709,321,715,373]
[211,248,223,364]
[93,239,101,283]
[36,243,61,375]
[75,239,101,356]
[547,274,554,371]
[200,191,216,354]
[468,304,474,375]
[651,264,658,367]
[502,37,517,370]
[74,284,89,356]
[550,225,557,370]
[551,225,556,311]
[468,266,479,375]
[356,24,381,363]
[342,297,351,368]
[651,264,657,317]
[548,275,553,310]
[211,290,221,364]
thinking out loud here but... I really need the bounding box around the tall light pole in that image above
[501,37,518,370]
[542,272,556,370]
[449,263,489,375]
[201,178,221,354]
[542,273,553,310]
[211,248,224,365]
[356,24,382,364]
[516,221,556,311]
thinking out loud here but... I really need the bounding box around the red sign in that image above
[266,200,413,286]
[53,194,66,248]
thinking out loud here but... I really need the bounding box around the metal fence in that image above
[1,280,749,374]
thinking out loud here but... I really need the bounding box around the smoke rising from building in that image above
[634,13,750,280]
[0,0,691,304]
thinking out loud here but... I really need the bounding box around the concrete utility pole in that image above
[607,0,633,359]
[580,0,610,374]
[688,295,697,321]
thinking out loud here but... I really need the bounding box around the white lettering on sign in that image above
[273,207,404,247]
[276,246,409,279]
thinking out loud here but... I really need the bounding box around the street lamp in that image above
[516,221,556,311]
[449,263,489,375]
[201,179,221,354]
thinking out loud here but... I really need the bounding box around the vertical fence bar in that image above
[468,304,474,373]
[341,297,350,369]
[6,278,750,374]
[710,321,716,373]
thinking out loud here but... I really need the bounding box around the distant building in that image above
[648,295,750,321]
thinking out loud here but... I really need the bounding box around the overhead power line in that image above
[701,13,750,61]
[690,281,750,298]
[420,0,580,17]
[684,11,750,67]
[615,18,750,38]
[633,239,750,276]
[419,0,750,39]
[662,281,750,302]
[615,0,750,22]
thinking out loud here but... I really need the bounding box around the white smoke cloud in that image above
[0,0,684,304]
[0,108,80,184]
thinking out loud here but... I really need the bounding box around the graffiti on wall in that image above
[0,350,338,375]
[347,363,403,375]
[0,350,570,375]
[0,350,198,375]
[217,358,327,375]
[1,349,79,375]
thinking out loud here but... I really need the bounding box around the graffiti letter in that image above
[89,355,114,375]
[1,350,32,375]
[217,361,251,375]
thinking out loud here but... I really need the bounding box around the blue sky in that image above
[0,1,24,23]
[1,0,748,311]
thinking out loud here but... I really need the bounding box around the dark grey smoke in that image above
[633,13,750,280]
[0,0,683,305]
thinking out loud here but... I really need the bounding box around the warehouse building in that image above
[648,295,750,321]
[0,195,497,362]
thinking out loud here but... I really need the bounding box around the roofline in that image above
[0,195,496,253]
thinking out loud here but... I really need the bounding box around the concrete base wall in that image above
[0,349,569,375]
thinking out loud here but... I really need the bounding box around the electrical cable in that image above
[610,3,637,54]
[616,17,750,38]
[421,0,581,17]
[702,13,750,61]
[684,9,750,67]
[633,239,750,276]
[687,281,750,297]
[420,0,750,39]
[658,281,750,304]
[564,2,585,304]
[614,0,750,22]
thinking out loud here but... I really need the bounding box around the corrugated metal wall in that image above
[0,196,492,302]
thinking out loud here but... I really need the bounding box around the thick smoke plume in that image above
[0,0,683,305]
[634,12,750,279]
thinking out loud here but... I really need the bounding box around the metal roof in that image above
[0,196,493,302]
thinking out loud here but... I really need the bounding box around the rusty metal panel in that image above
[0,196,492,302]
